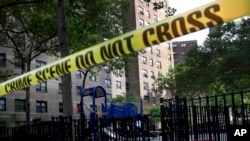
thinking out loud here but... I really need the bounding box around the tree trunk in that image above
[57,0,73,116]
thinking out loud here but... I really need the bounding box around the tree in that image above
[109,91,139,104]
[154,71,176,98]
[57,0,73,116]
[0,1,57,123]
[65,0,131,88]
[168,17,250,97]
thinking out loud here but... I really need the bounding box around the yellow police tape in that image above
[0,0,250,96]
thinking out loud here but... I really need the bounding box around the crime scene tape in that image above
[0,0,249,96]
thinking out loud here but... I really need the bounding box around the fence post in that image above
[175,96,180,141]
[206,96,212,140]
[192,98,198,140]
[160,98,167,141]
[183,97,189,141]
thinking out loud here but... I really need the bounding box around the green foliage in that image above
[148,106,161,123]
[109,91,139,104]
[173,17,250,97]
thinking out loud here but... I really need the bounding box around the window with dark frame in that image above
[142,69,148,77]
[116,81,121,89]
[89,75,96,81]
[0,98,6,111]
[36,82,47,92]
[58,83,62,94]
[142,56,147,64]
[76,70,82,79]
[14,57,22,68]
[105,79,111,88]
[157,61,161,69]
[143,82,149,90]
[156,49,160,57]
[15,99,26,112]
[59,102,63,113]
[0,53,6,66]
[150,59,153,66]
[76,86,82,95]
[36,101,47,113]
[36,60,46,68]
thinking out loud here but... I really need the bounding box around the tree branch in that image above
[0,0,44,9]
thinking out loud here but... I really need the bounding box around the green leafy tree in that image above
[65,0,131,88]
[0,1,57,123]
[171,17,250,97]
[109,91,139,104]
[148,106,160,124]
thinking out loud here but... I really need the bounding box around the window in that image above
[58,83,62,94]
[15,99,26,112]
[151,71,155,78]
[36,82,47,92]
[0,98,6,111]
[181,43,186,47]
[173,51,178,55]
[14,57,22,68]
[142,69,148,77]
[0,53,6,66]
[167,43,170,50]
[142,56,147,64]
[172,44,177,47]
[144,95,149,102]
[148,47,152,54]
[156,49,160,57]
[15,36,25,48]
[143,82,149,90]
[181,51,186,55]
[174,58,179,62]
[0,33,6,45]
[59,102,63,113]
[89,75,96,81]
[157,61,161,69]
[116,81,121,89]
[76,70,81,79]
[146,11,150,18]
[168,54,171,61]
[105,79,111,88]
[150,59,153,66]
[114,69,121,76]
[104,65,110,73]
[36,60,46,68]
[153,15,158,22]
[139,18,144,26]
[76,86,82,95]
[138,6,144,14]
[152,84,156,90]
[36,101,47,113]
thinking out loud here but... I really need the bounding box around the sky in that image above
[169,0,215,45]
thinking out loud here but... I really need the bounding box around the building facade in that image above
[172,40,197,66]
[126,0,174,105]
[0,0,174,123]
[0,47,126,121]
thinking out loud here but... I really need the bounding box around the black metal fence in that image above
[0,115,159,141]
[1,91,250,141]
[160,90,250,141]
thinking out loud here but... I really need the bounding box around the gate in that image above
[160,91,250,141]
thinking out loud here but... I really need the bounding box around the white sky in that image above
[169,0,215,45]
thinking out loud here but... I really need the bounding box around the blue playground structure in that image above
[79,85,158,140]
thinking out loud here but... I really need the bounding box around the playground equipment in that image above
[80,85,157,140]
